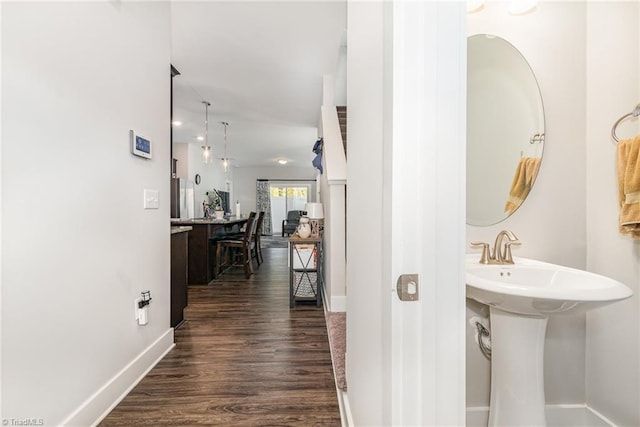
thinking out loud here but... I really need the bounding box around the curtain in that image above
[256,180,272,235]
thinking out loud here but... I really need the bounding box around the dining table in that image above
[171,217,249,284]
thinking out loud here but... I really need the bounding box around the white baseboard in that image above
[61,328,175,426]
[322,292,349,425]
[330,296,346,312]
[466,404,616,427]
[339,390,354,427]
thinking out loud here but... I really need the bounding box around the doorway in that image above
[270,183,311,235]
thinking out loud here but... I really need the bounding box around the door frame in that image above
[345,1,466,425]
[387,2,466,425]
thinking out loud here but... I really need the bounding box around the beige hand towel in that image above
[525,157,541,188]
[505,158,526,214]
[618,135,640,237]
[505,157,541,214]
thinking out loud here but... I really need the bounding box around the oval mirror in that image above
[467,34,545,226]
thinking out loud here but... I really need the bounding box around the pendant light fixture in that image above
[221,121,229,172]
[201,101,212,164]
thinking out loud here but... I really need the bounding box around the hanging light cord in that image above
[201,101,213,164]
[221,121,229,171]
[203,101,211,148]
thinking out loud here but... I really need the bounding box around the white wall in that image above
[345,1,386,424]
[585,3,640,425]
[1,3,173,425]
[186,142,231,216]
[346,2,467,424]
[319,175,346,312]
[334,43,347,107]
[467,3,640,423]
[232,166,316,226]
[0,2,4,412]
[319,106,347,312]
[466,1,588,407]
[172,141,230,217]
[173,142,188,179]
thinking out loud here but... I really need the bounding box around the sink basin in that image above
[466,255,633,316]
[465,254,632,426]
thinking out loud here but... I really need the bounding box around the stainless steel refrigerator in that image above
[170,178,195,219]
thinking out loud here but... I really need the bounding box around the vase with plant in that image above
[205,189,224,220]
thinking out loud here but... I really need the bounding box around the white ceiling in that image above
[170,1,347,168]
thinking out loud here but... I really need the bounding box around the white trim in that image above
[322,291,350,426]
[330,296,347,313]
[0,0,3,405]
[340,391,355,427]
[583,404,617,426]
[466,406,490,412]
[321,106,347,185]
[466,404,617,427]
[387,2,466,425]
[322,282,346,314]
[62,329,175,426]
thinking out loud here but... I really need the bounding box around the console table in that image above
[289,235,323,308]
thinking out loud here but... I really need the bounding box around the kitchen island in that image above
[171,218,248,284]
[171,226,191,328]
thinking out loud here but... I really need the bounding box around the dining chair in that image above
[209,226,230,279]
[208,217,250,279]
[251,211,265,266]
[215,212,256,279]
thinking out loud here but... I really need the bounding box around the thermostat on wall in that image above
[130,130,152,159]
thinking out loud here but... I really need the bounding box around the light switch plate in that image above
[143,189,159,209]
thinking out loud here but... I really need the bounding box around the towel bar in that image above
[612,103,640,143]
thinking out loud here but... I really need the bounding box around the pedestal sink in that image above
[465,255,633,426]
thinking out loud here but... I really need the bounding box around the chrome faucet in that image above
[471,230,521,264]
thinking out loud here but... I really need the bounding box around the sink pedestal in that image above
[488,307,549,426]
[466,254,633,425]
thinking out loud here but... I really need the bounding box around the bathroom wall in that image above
[468,3,640,423]
[585,3,640,425]
[466,2,589,407]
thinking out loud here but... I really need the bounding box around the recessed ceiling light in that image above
[278,159,288,165]
[172,120,182,126]
[197,136,204,141]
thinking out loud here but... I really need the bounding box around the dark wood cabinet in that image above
[171,228,189,328]
[171,218,248,285]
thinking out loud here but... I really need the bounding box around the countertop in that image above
[171,217,247,225]
[171,226,193,235]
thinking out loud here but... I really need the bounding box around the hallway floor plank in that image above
[100,248,340,426]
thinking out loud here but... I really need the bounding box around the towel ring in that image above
[612,103,640,143]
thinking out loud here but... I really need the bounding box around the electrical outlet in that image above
[135,297,149,326]
[134,298,143,320]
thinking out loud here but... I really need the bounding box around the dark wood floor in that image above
[100,248,340,426]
